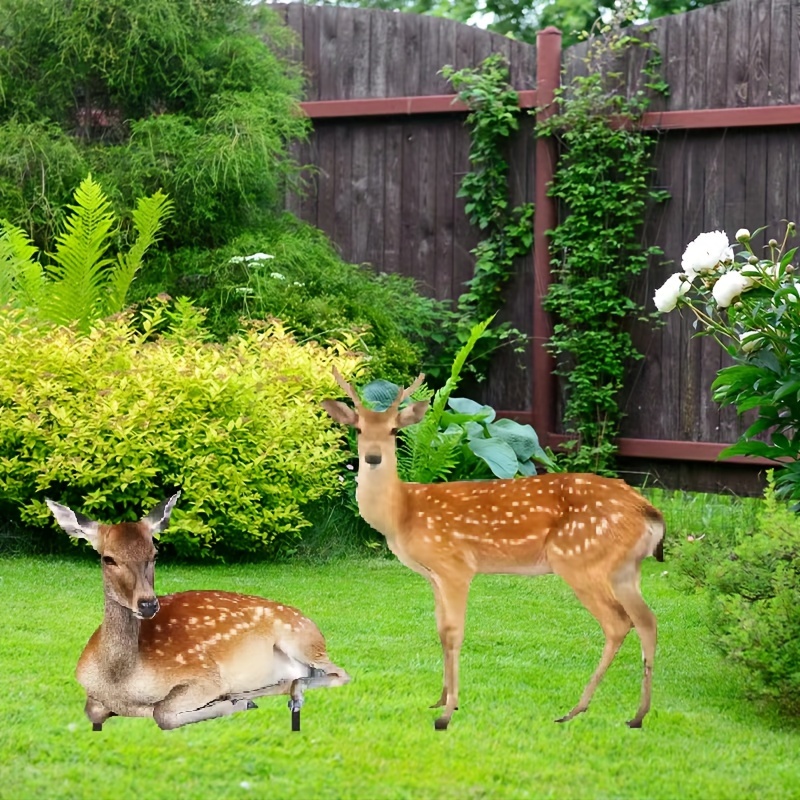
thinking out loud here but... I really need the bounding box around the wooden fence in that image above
[271,0,800,493]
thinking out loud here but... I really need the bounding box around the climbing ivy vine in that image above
[442,54,534,380]
[536,9,669,474]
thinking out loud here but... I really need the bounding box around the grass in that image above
[1,553,799,800]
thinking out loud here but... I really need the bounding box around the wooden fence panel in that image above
[270,0,800,489]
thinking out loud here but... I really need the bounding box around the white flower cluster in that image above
[654,230,753,312]
[229,252,275,264]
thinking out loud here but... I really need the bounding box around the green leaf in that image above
[468,437,519,478]
[448,396,496,422]
[360,380,401,411]
[485,417,542,461]
[719,441,780,460]
[774,381,800,403]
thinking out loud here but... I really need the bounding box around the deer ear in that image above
[322,399,358,427]
[397,400,430,428]
[143,491,181,535]
[45,499,101,550]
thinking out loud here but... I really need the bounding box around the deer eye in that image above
[102,556,117,567]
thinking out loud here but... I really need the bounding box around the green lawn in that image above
[0,554,797,800]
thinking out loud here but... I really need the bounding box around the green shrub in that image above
[707,476,800,712]
[0,303,361,559]
[673,475,800,712]
[0,0,307,249]
[132,214,455,384]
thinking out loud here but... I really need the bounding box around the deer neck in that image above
[355,452,406,539]
[98,590,142,678]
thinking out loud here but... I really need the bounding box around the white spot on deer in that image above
[551,544,564,556]
[610,513,623,523]
[417,511,425,517]
[277,605,284,611]
[155,624,162,632]
[574,544,582,554]
[175,654,185,664]
[589,516,596,524]
[505,511,513,518]
[512,501,520,507]
[155,649,164,656]
[434,535,442,542]
[188,618,198,625]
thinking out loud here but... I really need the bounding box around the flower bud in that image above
[787,264,795,274]
[769,238,779,247]
[748,256,758,264]
[789,222,796,233]
[735,228,751,242]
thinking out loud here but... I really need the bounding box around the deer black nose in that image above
[138,598,160,618]
[365,453,382,466]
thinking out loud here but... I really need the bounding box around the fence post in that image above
[532,26,561,445]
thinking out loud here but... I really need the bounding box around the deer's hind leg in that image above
[611,560,657,728]
[554,577,633,724]
[153,681,256,730]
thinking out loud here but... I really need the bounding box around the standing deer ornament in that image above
[323,368,665,730]
[47,492,349,732]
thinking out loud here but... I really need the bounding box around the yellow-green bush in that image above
[0,304,360,557]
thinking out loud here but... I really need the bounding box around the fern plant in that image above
[0,175,173,331]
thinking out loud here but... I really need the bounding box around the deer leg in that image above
[430,575,471,731]
[612,566,657,729]
[153,683,257,731]
[85,696,116,731]
[555,583,632,724]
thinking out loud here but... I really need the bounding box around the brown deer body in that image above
[323,369,664,730]
[47,493,349,731]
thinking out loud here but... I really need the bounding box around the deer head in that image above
[321,367,428,469]
[46,493,180,619]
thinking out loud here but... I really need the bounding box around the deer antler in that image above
[389,373,426,410]
[332,366,363,408]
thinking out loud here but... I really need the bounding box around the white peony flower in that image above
[653,272,690,312]
[246,252,275,262]
[735,228,751,242]
[682,231,734,278]
[269,272,286,280]
[739,331,763,353]
[712,270,754,308]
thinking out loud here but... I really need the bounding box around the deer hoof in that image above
[246,700,258,710]
[626,718,643,729]
[92,722,103,732]
[434,717,450,731]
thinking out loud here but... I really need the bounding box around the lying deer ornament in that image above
[47,492,349,731]
[323,368,665,730]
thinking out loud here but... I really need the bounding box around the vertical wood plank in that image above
[705,1,729,108]
[384,11,405,97]
[402,13,422,96]
[301,3,321,101]
[685,8,707,110]
[333,123,354,256]
[318,6,339,101]
[749,0,772,106]
[351,9,371,99]
[383,122,403,274]
[769,0,792,104]
[368,10,388,98]
[315,123,337,240]
[791,0,800,104]
[334,9,356,100]
[434,120,456,300]
[662,12,687,110]
[727,0,751,107]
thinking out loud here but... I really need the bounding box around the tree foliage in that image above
[0,0,308,248]
[322,0,723,45]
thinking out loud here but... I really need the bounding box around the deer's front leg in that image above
[430,573,471,730]
[85,696,116,731]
